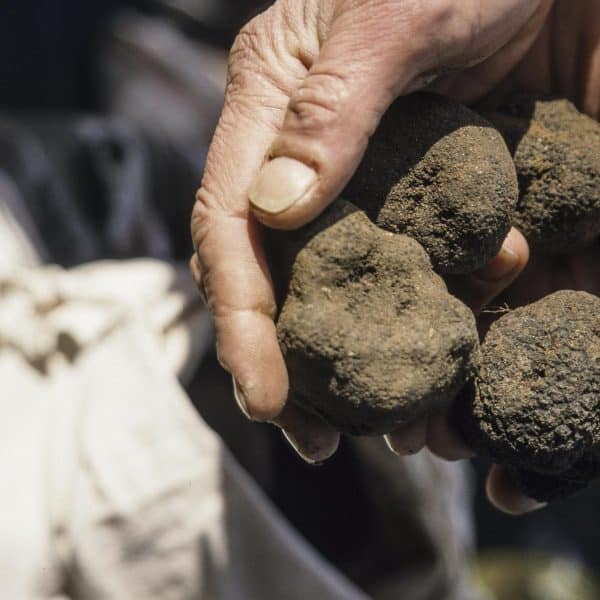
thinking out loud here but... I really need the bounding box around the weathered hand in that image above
[191,0,600,511]
[191,0,554,464]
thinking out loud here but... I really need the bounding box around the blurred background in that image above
[1,2,599,599]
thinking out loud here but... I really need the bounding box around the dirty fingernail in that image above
[233,377,252,420]
[476,245,520,282]
[281,427,339,465]
[384,434,402,455]
[249,157,317,214]
[384,420,427,456]
[384,433,422,456]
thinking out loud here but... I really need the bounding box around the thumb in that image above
[248,0,549,230]
[248,4,431,229]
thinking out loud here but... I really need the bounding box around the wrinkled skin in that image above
[191,0,600,514]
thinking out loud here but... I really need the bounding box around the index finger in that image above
[191,13,302,420]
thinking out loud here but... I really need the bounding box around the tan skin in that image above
[191,0,600,514]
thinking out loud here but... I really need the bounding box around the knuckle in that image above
[228,21,263,91]
[227,9,300,100]
[231,14,264,58]
[189,254,208,305]
[191,187,218,253]
[228,14,282,96]
[426,0,456,24]
[286,71,348,131]
[192,185,243,254]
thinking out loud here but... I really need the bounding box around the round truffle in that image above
[276,200,478,435]
[460,291,600,481]
[344,93,518,274]
[489,94,600,254]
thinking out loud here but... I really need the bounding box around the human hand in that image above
[190,0,583,466]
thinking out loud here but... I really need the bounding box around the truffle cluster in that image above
[273,93,600,500]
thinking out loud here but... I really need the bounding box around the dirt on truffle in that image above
[274,199,478,435]
[489,94,600,255]
[344,93,518,274]
[458,290,600,501]
[269,92,600,502]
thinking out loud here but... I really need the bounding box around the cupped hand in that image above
[190,0,598,490]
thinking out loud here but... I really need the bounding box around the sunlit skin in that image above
[191,0,600,513]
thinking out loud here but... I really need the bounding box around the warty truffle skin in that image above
[458,290,600,501]
[344,93,518,274]
[489,94,600,255]
[276,199,479,435]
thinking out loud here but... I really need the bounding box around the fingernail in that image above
[384,434,418,456]
[281,427,339,465]
[486,466,548,515]
[249,157,317,214]
[518,499,548,514]
[384,434,401,455]
[476,245,520,282]
[232,377,252,420]
[490,493,547,516]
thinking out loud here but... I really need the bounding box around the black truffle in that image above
[345,93,518,274]
[276,200,478,435]
[489,94,600,255]
[459,290,600,500]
